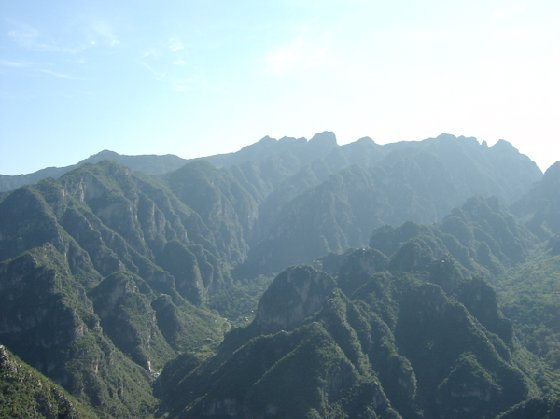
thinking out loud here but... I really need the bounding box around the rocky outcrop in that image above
[1,343,94,418]
[254,266,336,332]
[160,244,536,418]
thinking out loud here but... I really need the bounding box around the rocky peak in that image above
[254,265,336,332]
[436,133,458,141]
[492,139,518,152]
[0,344,15,373]
[435,133,480,147]
[257,135,275,144]
[309,131,338,148]
[354,136,375,145]
[85,149,120,163]
[278,136,306,145]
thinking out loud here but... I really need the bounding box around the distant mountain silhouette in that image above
[0,150,188,192]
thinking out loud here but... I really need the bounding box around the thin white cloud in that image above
[141,37,188,63]
[167,37,185,52]
[90,20,119,47]
[142,47,160,59]
[137,57,194,94]
[0,58,84,81]
[6,21,85,53]
[0,59,32,68]
[38,69,83,80]
[6,19,121,52]
[138,37,190,88]
[7,21,40,47]
[137,60,167,80]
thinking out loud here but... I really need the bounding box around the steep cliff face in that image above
[0,162,228,417]
[1,343,96,418]
[240,135,541,276]
[160,243,538,419]
[513,161,560,237]
[10,161,229,300]
[165,160,260,268]
[0,245,157,417]
[0,134,552,417]
[1,134,543,281]
[254,266,337,332]
[89,272,176,371]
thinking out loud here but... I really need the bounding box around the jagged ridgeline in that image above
[0,132,557,417]
[157,248,534,418]
[158,194,559,417]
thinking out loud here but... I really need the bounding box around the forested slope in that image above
[0,132,556,418]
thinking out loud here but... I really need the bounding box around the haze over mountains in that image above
[1,132,559,418]
[0,132,543,192]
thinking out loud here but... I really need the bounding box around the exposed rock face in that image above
[0,133,554,418]
[513,161,560,237]
[89,271,176,370]
[160,242,536,419]
[157,241,205,305]
[0,162,227,417]
[239,135,541,276]
[1,134,543,281]
[1,343,94,418]
[0,245,159,417]
[255,266,336,332]
[308,131,338,149]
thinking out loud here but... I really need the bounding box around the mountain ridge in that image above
[0,131,558,417]
[0,132,544,193]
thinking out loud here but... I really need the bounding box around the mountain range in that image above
[0,132,558,418]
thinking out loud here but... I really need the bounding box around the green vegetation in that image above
[495,253,560,393]
[0,134,558,417]
[1,343,96,418]
[0,161,229,417]
[208,274,274,327]
[159,239,541,417]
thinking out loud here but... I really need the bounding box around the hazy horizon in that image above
[2,0,559,174]
[0,131,553,176]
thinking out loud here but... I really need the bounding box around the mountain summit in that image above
[0,132,557,418]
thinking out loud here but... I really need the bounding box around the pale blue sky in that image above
[1,0,559,174]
